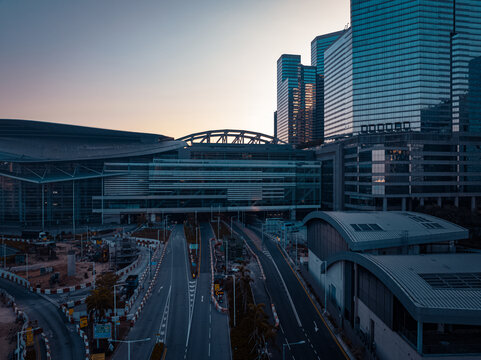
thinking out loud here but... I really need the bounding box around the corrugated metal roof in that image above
[362,253,481,318]
[303,211,468,250]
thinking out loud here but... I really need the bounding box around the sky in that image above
[0,0,349,139]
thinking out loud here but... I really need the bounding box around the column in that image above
[437,197,442,207]
[454,197,459,207]
[417,321,423,354]
[420,197,424,207]
[402,197,406,211]
[472,197,477,211]
[382,198,387,211]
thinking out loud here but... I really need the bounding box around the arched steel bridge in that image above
[177,129,285,146]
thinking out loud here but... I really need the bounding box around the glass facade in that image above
[277,54,301,144]
[276,55,318,145]
[93,158,321,215]
[324,29,353,139]
[324,0,481,139]
[311,30,345,143]
[317,132,481,211]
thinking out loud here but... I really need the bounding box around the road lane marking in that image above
[264,245,302,327]
[158,285,172,343]
[275,243,350,360]
[208,342,211,357]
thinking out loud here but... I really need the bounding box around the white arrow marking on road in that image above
[314,321,318,332]
[201,295,204,302]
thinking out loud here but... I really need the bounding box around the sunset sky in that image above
[0,0,349,139]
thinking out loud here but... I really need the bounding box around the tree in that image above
[237,265,253,314]
[245,303,277,359]
[86,272,119,323]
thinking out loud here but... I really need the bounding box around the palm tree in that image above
[86,272,118,322]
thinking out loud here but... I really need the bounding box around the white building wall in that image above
[308,250,344,310]
[357,299,481,360]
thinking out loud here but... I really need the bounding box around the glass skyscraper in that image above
[276,55,317,145]
[324,0,481,139]
[311,30,345,143]
[277,54,301,144]
[324,29,353,139]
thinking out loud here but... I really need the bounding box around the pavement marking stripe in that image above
[275,243,350,360]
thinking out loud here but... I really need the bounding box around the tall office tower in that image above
[311,30,345,143]
[276,55,317,145]
[273,111,278,139]
[324,0,481,139]
[295,65,317,144]
[277,54,301,144]
[324,29,353,139]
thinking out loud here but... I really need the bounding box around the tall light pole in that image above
[228,274,236,327]
[2,235,6,268]
[282,340,305,360]
[109,337,150,360]
[113,283,124,340]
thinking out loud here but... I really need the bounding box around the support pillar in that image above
[454,197,459,207]
[420,197,424,207]
[417,321,423,354]
[472,197,477,211]
[382,198,387,211]
[402,197,406,211]
[437,197,442,207]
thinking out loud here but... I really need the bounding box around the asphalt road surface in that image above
[234,223,347,360]
[113,223,231,360]
[185,222,231,360]
[0,277,85,360]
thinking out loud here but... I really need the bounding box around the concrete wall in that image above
[308,250,344,311]
[357,299,481,360]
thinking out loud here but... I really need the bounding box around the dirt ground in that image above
[14,242,111,289]
[0,302,19,360]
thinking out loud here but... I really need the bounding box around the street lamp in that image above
[109,337,150,360]
[226,274,236,327]
[282,340,305,360]
[113,283,125,340]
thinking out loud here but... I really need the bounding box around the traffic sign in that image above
[25,327,34,347]
[80,316,88,328]
[68,308,74,316]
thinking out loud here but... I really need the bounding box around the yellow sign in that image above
[214,283,220,291]
[68,308,74,316]
[80,316,88,328]
[90,354,105,360]
[26,327,34,347]
[96,239,102,245]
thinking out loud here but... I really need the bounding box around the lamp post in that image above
[2,235,6,268]
[109,337,150,360]
[113,283,125,340]
[282,340,305,360]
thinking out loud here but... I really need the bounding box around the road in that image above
[0,278,85,360]
[113,223,231,360]
[113,224,189,360]
[185,222,231,360]
[233,222,347,360]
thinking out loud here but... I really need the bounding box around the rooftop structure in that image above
[303,211,468,251]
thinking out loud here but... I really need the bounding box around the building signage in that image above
[93,323,111,339]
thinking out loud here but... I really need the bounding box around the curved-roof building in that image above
[303,210,481,358]
[0,119,182,162]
